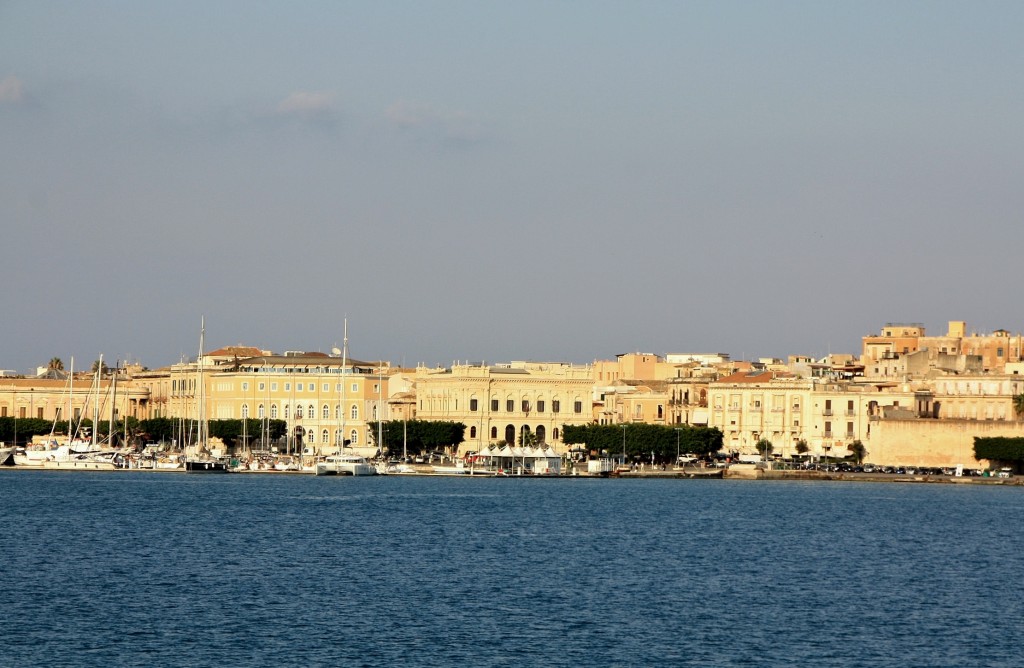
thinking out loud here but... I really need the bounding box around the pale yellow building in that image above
[412,361,594,455]
[0,371,151,437]
[132,351,391,456]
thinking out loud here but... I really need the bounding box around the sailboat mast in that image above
[109,360,117,448]
[92,354,102,448]
[198,317,206,451]
[340,319,348,453]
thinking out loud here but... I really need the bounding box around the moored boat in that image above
[315,453,377,476]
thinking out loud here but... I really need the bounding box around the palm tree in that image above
[1013,394,1024,419]
[849,439,866,464]
[48,357,64,371]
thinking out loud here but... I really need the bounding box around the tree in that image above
[848,439,866,464]
[974,436,1024,472]
[367,420,466,456]
[795,439,809,458]
[48,357,64,371]
[755,438,773,459]
[562,423,723,462]
[1013,394,1024,419]
[91,359,109,375]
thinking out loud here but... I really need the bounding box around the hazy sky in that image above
[4,2,1023,372]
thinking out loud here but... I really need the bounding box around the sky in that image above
[3,1,1024,373]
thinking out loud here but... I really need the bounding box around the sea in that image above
[2,471,1022,668]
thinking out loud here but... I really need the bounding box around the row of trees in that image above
[367,420,466,456]
[974,437,1024,471]
[0,416,288,450]
[562,423,723,461]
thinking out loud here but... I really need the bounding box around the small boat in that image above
[315,453,377,476]
[185,458,229,473]
[431,461,493,476]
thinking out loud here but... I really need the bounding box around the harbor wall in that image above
[864,418,1024,468]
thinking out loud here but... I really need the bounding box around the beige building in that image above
[707,371,924,461]
[412,361,594,455]
[131,350,391,455]
[0,370,151,437]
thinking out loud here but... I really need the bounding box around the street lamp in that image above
[675,427,682,468]
[621,424,627,467]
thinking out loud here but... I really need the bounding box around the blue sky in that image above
[3,2,1023,372]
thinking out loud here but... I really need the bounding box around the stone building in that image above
[411,361,594,456]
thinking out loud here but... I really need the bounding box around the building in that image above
[412,361,595,456]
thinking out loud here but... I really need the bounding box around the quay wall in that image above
[864,418,1024,468]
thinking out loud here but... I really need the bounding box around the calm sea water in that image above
[2,471,1022,667]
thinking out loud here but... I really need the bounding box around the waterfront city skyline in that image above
[4,3,1024,373]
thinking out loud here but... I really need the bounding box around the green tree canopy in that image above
[562,423,723,460]
[974,436,1024,464]
[368,420,466,455]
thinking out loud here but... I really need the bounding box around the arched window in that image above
[334,404,340,419]
[270,404,278,419]
[350,429,358,445]
[258,404,265,419]
[504,424,515,444]
[490,426,497,439]
[241,404,249,419]
[322,404,330,419]
[307,404,315,419]
[284,403,290,419]
[350,405,358,420]
[470,426,477,438]
[322,429,329,444]
[536,425,546,443]
[553,428,559,441]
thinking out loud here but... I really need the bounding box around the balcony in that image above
[822,409,833,416]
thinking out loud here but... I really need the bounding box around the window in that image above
[351,383,358,393]
[574,400,582,414]
[350,405,358,420]
[522,400,530,412]
[374,383,379,393]
[285,383,291,392]
[335,404,340,419]
[322,429,329,444]
[259,382,265,391]
[258,404,265,419]
[470,399,478,412]
[322,404,330,419]
[242,382,249,391]
[491,399,499,411]
[552,400,560,413]
[307,405,314,419]
[241,404,249,419]
[507,400,514,412]
[350,429,358,445]
[537,400,545,413]
[298,383,304,392]
[271,383,278,391]
[271,404,278,419]
[470,426,477,438]
[323,384,329,392]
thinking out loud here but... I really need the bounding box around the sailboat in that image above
[185,317,228,473]
[315,320,377,477]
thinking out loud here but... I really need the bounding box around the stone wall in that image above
[864,418,1024,468]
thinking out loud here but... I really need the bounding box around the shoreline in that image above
[2,462,1020,485]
